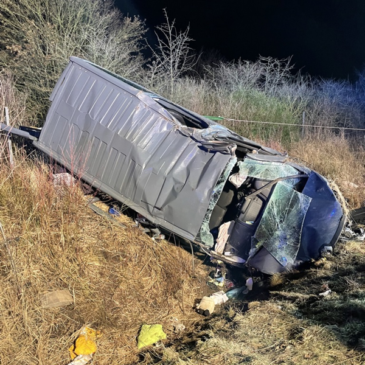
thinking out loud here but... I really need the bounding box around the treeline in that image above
[1,0,365,137]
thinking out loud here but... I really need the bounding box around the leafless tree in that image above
[147,9,198,96]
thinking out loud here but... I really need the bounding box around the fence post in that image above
[340,127,345,140]
[301,111,305,139]
[4,107,14,168]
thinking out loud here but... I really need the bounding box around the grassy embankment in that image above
[1,58,365,364]
[0,134,364,365]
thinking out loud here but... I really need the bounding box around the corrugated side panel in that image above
[35,60,232,240]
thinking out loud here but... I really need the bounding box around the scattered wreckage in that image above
[2,57,346,274]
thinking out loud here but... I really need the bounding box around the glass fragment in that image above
[196,157,237,247]
[237,158,301,186]
[254,182,311,265]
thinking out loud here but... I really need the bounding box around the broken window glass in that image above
[237,159,301,187]
[253,182,312,266]
[195,157,237,247]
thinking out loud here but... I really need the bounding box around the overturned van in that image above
[8,57,346,274]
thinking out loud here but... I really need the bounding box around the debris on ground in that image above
[226,285,249,299]
[170,318,186,333]
[207,275,225,287]
[40,289,73,308]
[67,354,93,365]
[210,291,229,305]
[134,214,166,240]
[137,324,167,349]
[320,245,333,255]
[318,283,332,297]
[319,289,332,297]
[87,197,126,229]
[53,172,76,187]
[246,277,253,291]
[197,269,254,316]
[69,327,102,361]
[196,296,216,316]
[108,207,121,216]
[207,266,236,289]
[341,223,365,242]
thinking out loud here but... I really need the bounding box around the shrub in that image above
[0,0,146,123]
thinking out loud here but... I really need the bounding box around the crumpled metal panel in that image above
[297,172,343,261]
[34,57,232,240]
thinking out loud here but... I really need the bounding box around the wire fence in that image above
[217,116,365,144]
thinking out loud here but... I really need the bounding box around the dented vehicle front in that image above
[28,57,345,274]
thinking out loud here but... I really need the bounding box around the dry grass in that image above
[159,239,365,365]
[0,132,364,364]
[0,152,207,364]
[250,133,365,209]
[288,135,365,209]
[0,71,27,126]
[174,300,365,365]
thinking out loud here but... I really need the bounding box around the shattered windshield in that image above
[254,182,312,266]
[237,159,301,186]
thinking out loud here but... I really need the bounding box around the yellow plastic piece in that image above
[69,327,102,360]
[137,324,167,349]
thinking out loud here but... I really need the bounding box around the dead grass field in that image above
[0,134,364,365]
[0,154,209,364]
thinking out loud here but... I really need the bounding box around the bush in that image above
[0,0,146,123]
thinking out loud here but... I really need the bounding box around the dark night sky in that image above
[117,0,365,80]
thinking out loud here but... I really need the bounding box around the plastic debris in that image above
[208,267,237,290]
[214,267,222,278]
[344,227,354,238]
[137,324,167,349]
[197,291,230,316]
[108,207,121,216]
[69,327,102,360]
[196,296,216,316]
[246,277,253,291]
[225,279,235,289]
[174,323,186,333]
[170,317,186,333]
[210,291,229,305]
[321,246,333,256]
[67,354,93,365]
[53,172,76,187]
[208,267,236,288]
[341,225,365,242]
[319,289,332,297]
[223,251,246,263]
[41,289,73,308]
[226,285,249,299]
[207,276,225,287]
